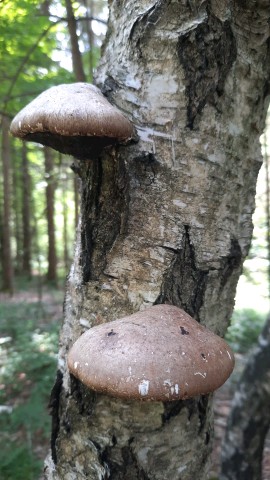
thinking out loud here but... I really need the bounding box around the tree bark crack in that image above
[48,370,63,464]
[219,238,242,291]
[80,154,129,283]
[100,439,150,480]
[156,225,209,319]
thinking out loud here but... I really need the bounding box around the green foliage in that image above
[0,437,42,480]
[225,308,266,353]
[0,0,107,284]
[0,0,73,116]
[0,299,60,479]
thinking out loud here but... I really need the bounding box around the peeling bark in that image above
[44,0,270,478]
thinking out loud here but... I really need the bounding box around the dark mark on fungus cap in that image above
[67,304,235,401]
[10,83,135,160]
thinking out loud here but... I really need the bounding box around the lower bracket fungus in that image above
[67,304,234,401]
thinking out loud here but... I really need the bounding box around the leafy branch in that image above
[2,19,61,112]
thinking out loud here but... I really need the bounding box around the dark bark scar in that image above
[177,13,237,128]
[48,369,63,464]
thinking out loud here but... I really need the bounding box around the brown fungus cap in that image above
[67,304,235,401]
[10,83,135,160]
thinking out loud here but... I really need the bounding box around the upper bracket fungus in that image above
[68,304,235,401]
[10,83,135,160]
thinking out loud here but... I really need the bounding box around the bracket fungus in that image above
[10,83,135,160]
[68,304,235,401]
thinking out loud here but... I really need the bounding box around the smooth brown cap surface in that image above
[67,305,235,401]
[10,83,134,159]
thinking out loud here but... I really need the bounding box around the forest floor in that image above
[1,285,269,479]
[0,282,64,479]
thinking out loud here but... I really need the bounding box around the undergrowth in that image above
[225,308,266,353]
[0,298,61,480]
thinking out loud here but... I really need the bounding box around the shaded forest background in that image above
[0,1,269,479]
[0,1,108,478]
[1,0,107,292]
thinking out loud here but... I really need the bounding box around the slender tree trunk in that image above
[264,125,270,303]
[65,0,86,82]
[1,115,14,294]
[83,0,95,79]
[73,174,79,229]
[64,0,84,233]
[44,146,57,282]
[21,143,32,277]
[63,192,69,273]
[12,147,23,273]
[0,210,3,279]
[45,1,270,479]
[32,199,43,302]
[62,170,69,273]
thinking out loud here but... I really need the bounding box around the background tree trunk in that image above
[21,143,32,278]
[1,115,14,294]
[73,174,79,229]
[59,155,70,274]
[82,0,95,79]
[65,0,86,82]
[44,146,57,282]
[220,316,270,480]
[12,146,23,274]
[45,1,270,479]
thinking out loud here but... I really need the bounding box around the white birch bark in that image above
[44,0,270,478]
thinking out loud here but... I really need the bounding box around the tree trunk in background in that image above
[62,173,69,273]
[264,132,270,300]
[65,0,84,232]
[83,0,95,79]
[45,1,270,479]
[65,0,86,82]
[73,174,79,229]
[44,146,57,282]
[21,143,32,278]
[220,316,270,480]
[64,0,84,232]
[1,115,14,294]
[12,146,23,273]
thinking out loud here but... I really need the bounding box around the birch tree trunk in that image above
[45,1,270,479]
